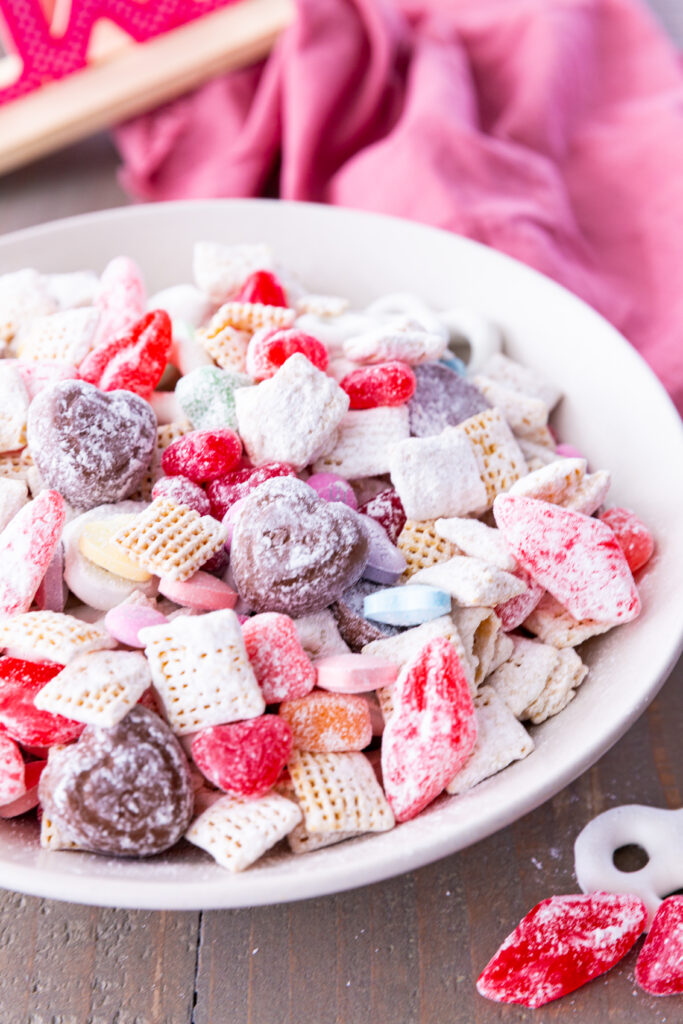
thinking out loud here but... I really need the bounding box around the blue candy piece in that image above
[359,514,407,586]
[363,585,451,626]
[439,351,467,375]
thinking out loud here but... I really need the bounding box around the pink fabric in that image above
[115,0,683,413]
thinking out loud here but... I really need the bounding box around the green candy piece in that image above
[176,366,252,431]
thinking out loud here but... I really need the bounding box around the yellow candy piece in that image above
[79,516,152,582]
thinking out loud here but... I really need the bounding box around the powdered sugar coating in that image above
[38,705,194,857]
[242,613,316,703]
[27,381,156,510]
[635,897,683,996]
[151,475,211,516]
[408,362,490,437]
[0,490,65,618]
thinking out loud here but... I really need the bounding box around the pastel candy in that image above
[34,543,67,612]
[331,579,403,651]
[360,514,407,585]
[439,352,467,375]
[363,584,451,626]
[79,515,153,582]
[408,363,490,437]
[158,571,238,612]
[306,472,358,510]
[315,654,398,694]
[175,365,252,432]
[104,603,169,648]
[556,443,583,459]
[223,496,247,549]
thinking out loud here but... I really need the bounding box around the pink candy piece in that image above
[495,568,544,631]
[158,571,238,612]
[246,328,328,381]
[555,443,584,459]
[0,733,25,805]
[306,473,358,509]
[161,428,242,484]
[493,495,641,625]
[152,475,211,516]
[94,256,146,348]
[242,613,316,703]
[17,361,78,400]
[359,488,407,545]
[223,496,248,548]
[314,654,398,694]
[0,759,45,818]
[0,490,65,618]
[33,542,67,613]
[340,361,416,410]
[104,603,169,647]
[206,461,297,518]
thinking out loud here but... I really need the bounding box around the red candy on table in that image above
[340,361,416,410]
[0,733,25,804]
[0,658,84,748]
[381,638,476,822]
[206,461,297,518]
[242,613,316,703]
[161,428,242,484]
[0,489,65,618]
[79,309,172,398]
[191,715,293,799]
[635,896,683,996]
[246,328,328,381]
[599,507,655,574]
[358,489,406,545]
[493,495,641,625]
[235,270,288,307]
[477,893,647,1008]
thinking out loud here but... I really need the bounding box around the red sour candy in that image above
[191,715,293,799]
[477,893,647,1008]
[493,495,640,625]
[161,428,242,484]
[381,637,476,822]
[358,489,406,545]
[206,461,297,518]
[246,328,328,381]
[242,613,316,703]
[0,733,25,804]
[235,270,288,307]
[151,475,211,516]
[495,568,544,631]
[599,507,654,574]
[340,361,416,410]
[0,490,65,618]
[79,310,172,398]
[635,897,683,996]
[0,658,84,747]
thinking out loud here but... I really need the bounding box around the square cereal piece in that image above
[508,458,587,505]
[40,812,82,851]
[523,592,612,648]
[295,294,349,318]
[0,478,28,532]
[0,365,29,453]
[411,556,526,607]
[435,517,517,572]
[479,353,562,410]
[16,307,99,365]
[342,318,446,365]
[139,609,265,735]
[488,631,514,677]
[288,750,395,835]
[313,406,410,479]
[472,376,549,440]
[0,448,33,485]
[457,407,527,508]
[293,610,350,659]
[275,778,360,854]
[193,241,274,303]
[523,647,588,724]
[185,792,302,872]
[389,427,487,521]
[0,269,55,344]
[486,635,560,718]
[451,607,503,689]
[206,301,296,334]
[398,519,462,579]
[34,650,152,727]
[446,686,534,795]
[563,470,611,516]
[517,439,561,472]
[236,354,349,469]
[112,497,228,582]
[515,423,556,450]
[0,611,115,664]
[196,324,251,372]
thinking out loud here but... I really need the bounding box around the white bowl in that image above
[0,200,681,910]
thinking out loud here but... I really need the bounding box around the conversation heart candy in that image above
[359,514,407,585]
[104,602,169,648]
[364,584,451,627]
[230,477,369,617]
[175,365,252,431]
[158,571,237,612]
[331,579,403,650]
[27,381,157,510]
[191,715,293,799]
[306,472,358,509]
[314,653,398,694]
[408,362,490,436]
[161,428,242,483]
[38,705,194,856]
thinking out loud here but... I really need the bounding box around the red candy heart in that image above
[358,488,406,545]
[635,897,683,996]
[79,309,171,398]
[235,270,288,307]
[161,428,242,484]
[0,658,84,748]
[242,613,316,703]
[0,733,25,804]
[0,489,65,618]
[381,637,476,822]
[493,495,640,625]
[477,893,647,1008]
[247,328,328,381]
[599,507,654,574]
[191,715,293,799]
[340,361,416,410]
[206,461,297,519]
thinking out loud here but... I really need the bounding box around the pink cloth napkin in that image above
[115,0,683,414]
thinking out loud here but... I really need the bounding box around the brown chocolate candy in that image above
[38,706,194,857]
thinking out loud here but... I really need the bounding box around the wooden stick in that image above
[0,0,294,177]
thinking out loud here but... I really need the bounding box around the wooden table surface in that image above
[1,3,682,1020]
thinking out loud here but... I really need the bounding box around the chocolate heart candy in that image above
[408,363,490,436]
[38,705,194,857]
[230,477,369,616]
[27,380,156,510]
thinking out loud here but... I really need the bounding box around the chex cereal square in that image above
[34,650,152,727]
[313,406,410,479]
[0,611,115,664]
[288,750,395,834]
[446,686,534,795]
[185,792,302,872]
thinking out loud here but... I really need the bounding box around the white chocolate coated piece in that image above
[437,306,503,373]
[574,805,683,929]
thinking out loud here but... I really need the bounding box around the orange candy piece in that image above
[279,691,372,752]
